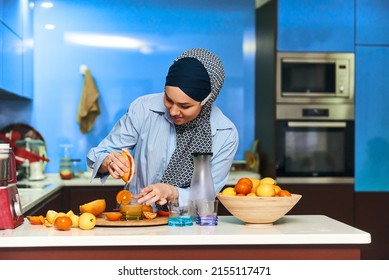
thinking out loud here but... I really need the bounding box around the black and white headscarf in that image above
[161,48,225,189]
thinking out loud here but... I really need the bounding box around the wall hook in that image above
[80,64,88,75]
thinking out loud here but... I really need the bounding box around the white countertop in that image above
[0,215,370,248]
[17,171,260,213]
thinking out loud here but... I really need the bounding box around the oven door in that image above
[276,120,354,177]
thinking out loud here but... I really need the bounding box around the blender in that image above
[0,143,24,229]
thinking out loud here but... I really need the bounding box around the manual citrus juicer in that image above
[0,143,24,229]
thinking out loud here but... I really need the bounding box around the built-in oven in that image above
[275,104,354,181]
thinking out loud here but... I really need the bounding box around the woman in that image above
[86,48,239,208]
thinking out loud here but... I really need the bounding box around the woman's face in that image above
[164,86,202,125]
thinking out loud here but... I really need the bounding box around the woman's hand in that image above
[99,152,129,179]
[135,183,178,206]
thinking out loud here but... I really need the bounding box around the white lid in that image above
[0,143,10,149]
[0,143,10,158]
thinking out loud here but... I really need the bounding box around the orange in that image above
[274,185,282,194]
[141,204,153,213]
[121,149,135,184]
[105,212,123,221]
[157,210,169,217]
[234,178,253,195]
[116,190,132,205]
[237,177,253,186]
[54,215,72,231]
[276,189,292,197]
[256,183,276,197]
[79,199,106,217]
[246,192,257,197]
[236,193,246,196]
[143,211,157,219]
[26,215,45,225]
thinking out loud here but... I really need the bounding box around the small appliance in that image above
[0,143,24,229]
[276,52,355,104]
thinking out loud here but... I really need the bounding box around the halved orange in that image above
[143,211,157,219]
[105,212,123,221]
[121,149,135,184]
[157,210,169,217]
[116,189,132,205]
[79,199,106,216]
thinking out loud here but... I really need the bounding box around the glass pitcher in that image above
[189,152,215,202]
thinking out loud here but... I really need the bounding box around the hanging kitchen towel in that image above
[77,69,100,134]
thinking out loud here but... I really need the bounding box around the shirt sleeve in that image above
[86,98,142,183]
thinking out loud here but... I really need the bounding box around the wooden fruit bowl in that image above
[217,193,302,226]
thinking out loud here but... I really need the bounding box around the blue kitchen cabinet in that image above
[0,0,33,99]
[356,0,389,45]
[355,46,389,191]
[2,0,23,38]
[22,0,33,99]
[277,0,355,52]
[1,24,23,97]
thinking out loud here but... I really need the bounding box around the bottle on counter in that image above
[188,152,218,225]
[59,144,73,180]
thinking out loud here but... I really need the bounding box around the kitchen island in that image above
[1,173,370,260]
[0,215,370,260]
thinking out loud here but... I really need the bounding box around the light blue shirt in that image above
[86,93,239,206]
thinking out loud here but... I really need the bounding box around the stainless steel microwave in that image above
[276,52,355,104]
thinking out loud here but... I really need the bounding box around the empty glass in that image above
[195,200,219,226]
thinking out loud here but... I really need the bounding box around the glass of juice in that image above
[120,198,142,220]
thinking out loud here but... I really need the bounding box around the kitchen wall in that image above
[0,0,256,173]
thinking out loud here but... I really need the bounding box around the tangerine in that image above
[54,215,72,231]
[234,178,253,195]
[116,190,132,205]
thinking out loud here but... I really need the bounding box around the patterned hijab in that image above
[161,48,225,188]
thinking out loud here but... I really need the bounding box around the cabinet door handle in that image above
[287,121,346,128]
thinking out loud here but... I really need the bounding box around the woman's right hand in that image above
[99,152,129,179]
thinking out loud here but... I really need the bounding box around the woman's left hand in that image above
[135,183,178,206]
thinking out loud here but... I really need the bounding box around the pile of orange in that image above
[221,177,292,197]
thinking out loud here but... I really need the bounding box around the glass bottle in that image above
[188,152,216,224]
[189,152,215,202]
[59,144,73,180]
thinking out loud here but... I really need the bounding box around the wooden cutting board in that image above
[95,216,168,227]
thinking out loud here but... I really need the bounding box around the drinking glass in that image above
[120,198,142,220]
[168,198,193,226]
[195,200,219,226]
